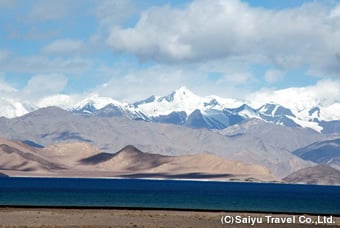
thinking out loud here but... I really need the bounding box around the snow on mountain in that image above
[74,94,126,114]
[65,87,340,133]
[37,94,76,110]
[254,103,325,131]
[72,87,323,131]
[1,85,339,133]
[229,104,258,119]
[320,103,340,121]
[70,87,250,129]
[132,86,243,117]
[248,82,340,122]
[0,98,36,118]
[134,86,204,116]
[204,95,244,110]
[286,115,323,132]
[258,103,294,117]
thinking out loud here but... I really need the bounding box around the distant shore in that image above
[1,173,283,184]
[3,174,340,187]
[0,207,339,227]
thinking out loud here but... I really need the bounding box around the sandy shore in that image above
[0,208,339,227]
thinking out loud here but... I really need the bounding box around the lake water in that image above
[0,177,339,215]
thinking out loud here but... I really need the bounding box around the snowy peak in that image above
[258,103,295,118]
[174,86,197,99]
[206,95,244,110]
[231,104,258,119]
[132,87,200,112]
[134,87,203,117]
[74,94,124,114]
[158,86,200,103]
[231,104,254,112]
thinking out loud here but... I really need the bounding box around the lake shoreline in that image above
[0,207,339,227]
[2,174,340,187]
[1,205,339,216]
[0,174,336,187]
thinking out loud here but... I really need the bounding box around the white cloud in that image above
[91,62,257,102]
[322,103,340,120]
[218,72,255,85]
[106,0,340,76]
[330,4,340,18]
[37,94,78,109]
[42,39,84,55]
[29,0,70,21]
[264,69,284,84]
[94,66,192,101]
[0,76,17,93]
[0,75,77,114]
[247,79,340,120]
[23,74,68,98]
[249,80,340,108]
[8,27,61,41]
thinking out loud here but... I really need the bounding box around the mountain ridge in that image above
[1,87,340,133]
[292,138,340,166]
[71,91,339,133]
[66,86,340,133]
[0,108,325,178]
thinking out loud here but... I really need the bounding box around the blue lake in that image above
[0,177,339,215]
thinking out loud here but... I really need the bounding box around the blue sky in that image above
[0,0,339,104]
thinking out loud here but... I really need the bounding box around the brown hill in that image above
[80,145,276,181]
[0,138,63,174]
[40,142,100,166]
[283,165,340,185]
[79,145,168,171]
[0,138,276,182]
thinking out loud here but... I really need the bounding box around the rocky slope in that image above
[283,165,340,185]
[0,138,63,173]
[293,138,340,166]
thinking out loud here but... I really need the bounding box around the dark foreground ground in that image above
[0,207,339,227]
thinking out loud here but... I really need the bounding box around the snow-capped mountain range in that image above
[0,97,36,118]
[1,86,340,134]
